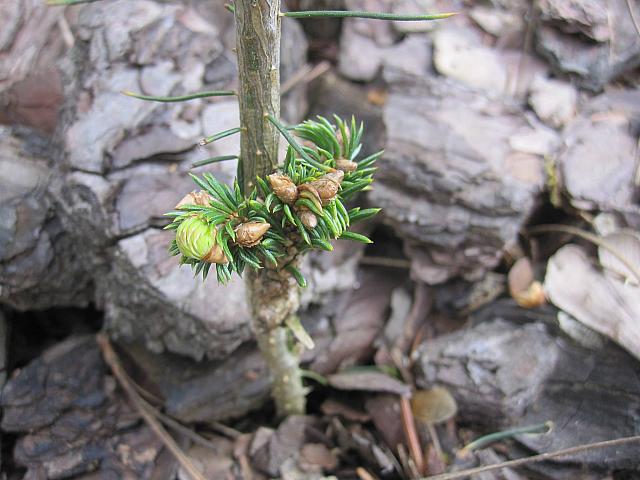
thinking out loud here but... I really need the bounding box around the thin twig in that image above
[281,61,331,95]
[634,137,640,187]
[527,224,640,284]
[608,4,616,66]
[398,282,432,355]
[208,421,242,440]
[421,435,640,480]
[151,408,221,451]
[510,5,535,97]
[398,443,421,479]
[427,423,445,470]
[99,342,224,450]
[96,334,206,480]
[400,396,425,475]
[356,466,378,480]
[233,434,255,480]
[131,380,164,405]
[625,0,640,42]
[117,365,165,406]
[57,15,75,48]
[281,65,312,95]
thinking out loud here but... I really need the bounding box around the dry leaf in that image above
[327,370,411,396]
[364,394,404,451]
[508,257,546,308]
[300,443,338,471]
[545,244,640,360]
[598,230,640,285]
[411,386,457,424]
[321,399,371,423]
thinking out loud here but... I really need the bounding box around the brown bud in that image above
[267,174,298,204]
[235,221,271,247]
[202,243,228,264]
[299,210,318,229]
[336,158,358,172]
[175,190,213,209]
[308,170,344,205]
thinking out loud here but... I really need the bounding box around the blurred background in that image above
[0,0,639,478]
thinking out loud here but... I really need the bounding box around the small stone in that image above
[470,5,523,36]
[338,23,384,81]
[535,0,640,91]
[509,125,560,156]
[528,75,578,128]
[413,317,640,469]
[338,8,430,82]
[538,0,609,41]
[433,27,508,94]
[559,90,639,214]
[373,70,545,283]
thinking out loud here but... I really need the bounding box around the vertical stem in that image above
[255,321,306,415]
[234,0,306,416]
[235,0,281,194]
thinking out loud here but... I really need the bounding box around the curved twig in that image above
[527,224,640,284]
[97,334,207,480]
[625,0,640,40]
[422,435,640,480]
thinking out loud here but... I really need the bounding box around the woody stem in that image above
[234,0,306,416]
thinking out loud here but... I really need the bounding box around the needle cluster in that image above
[165,115,381,286]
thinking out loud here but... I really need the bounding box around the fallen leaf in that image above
[425,443,446,475]
[300,443,338,471]
[364,394,404,451]
[320,399,371,423]
[411,387,458,424]
[545,244,640,360]
[331,418,396,475]
[598,230,640,285]
[327,370,411,397]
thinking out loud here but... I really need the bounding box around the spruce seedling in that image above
[52,0,452,417]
